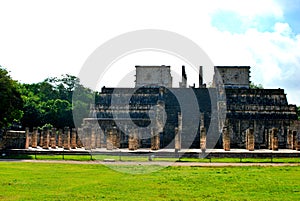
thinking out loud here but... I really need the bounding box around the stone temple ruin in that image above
[79,65,299,151]
[1,65,299,152]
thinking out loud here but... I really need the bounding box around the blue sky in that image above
[0,0,299,105]
[211,0,300,34]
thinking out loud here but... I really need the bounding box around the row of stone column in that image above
[24,124,299,151]
[221,126,300,151]
[268,128,279,151]
[78,127,105,149]
[25,127,82,149]
[287,129,299,150]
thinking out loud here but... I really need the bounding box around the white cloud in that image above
[0,0,299,105]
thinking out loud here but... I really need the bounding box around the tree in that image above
[20,74,94,129]
[250,82,263,89]
[0,66,23,128]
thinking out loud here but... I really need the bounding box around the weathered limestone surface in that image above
[175,127,181,150]
[151,128,160,150]
[71,128,77,149]
[223,126,230,151]
[246,128,254,151]
[32,128,38,148]
[272,128,279,151]
[50,128,56,149]
[63,127,70,150]
[57,129,63,148]
[200,126,206,151]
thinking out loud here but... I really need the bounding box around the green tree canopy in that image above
[20,74,94,129]
[0,66,23,128]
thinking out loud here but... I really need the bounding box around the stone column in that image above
[128,135,134,150]
[42,128,50,149]
[76,128,83,148]
[222,126,230,151]
[63,127,70,150]
[296,142,300,151]
[106,129,113,150]
[96,128,102,148]
[200,126,206,152]
[151,128,160,150]
[25,127,30,149]
[246,128,255,151]
[39,129,43,147]
[272,128,278,151]
[84,127,91,150]
[129,128,139,150]
[178,112,182,139]
[268,129,273,150]
[111,128,120,149]
[287,129,293,149]
[57,129,63,148]
[291,130,297,150]
[71,128,77,149]
[50,128,56,149]
[31,127,38,148]
[175,127,181,150]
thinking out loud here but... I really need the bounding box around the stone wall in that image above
[0,130,26,150]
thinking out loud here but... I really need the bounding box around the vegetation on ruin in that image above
[249,82,264,89]
[0,162,299,200]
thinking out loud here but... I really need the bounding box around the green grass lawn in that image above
[2,154,300,163]
[0,162,299,200]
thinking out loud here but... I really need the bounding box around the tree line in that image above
[0,66,94,130]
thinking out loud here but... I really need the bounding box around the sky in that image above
[0,0,300,105]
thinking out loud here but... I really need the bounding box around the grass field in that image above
[2,154,300,163]
[0,162,299,200]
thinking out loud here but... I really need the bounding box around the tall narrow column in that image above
[31,127,38,148]
[90,127,96,149]
[84,127,91,150]
[25,127,30,149]
[71,128,77,149]
[129,128,139,150]
[200,126,206,152]
[128,129,135,150]
[292,130,297,150]
[268,129,273,150]
[177,113,182,149]
[106,129,113,150]
[42,128,50,149]
[39,129,43,147]
[246,128,255,151]
[287,129,293,149]
[175,127,181,150]
[96,127,102,148]
[112,128,120,149]
[63,127,70,150]
[76,128,83,148]
[272,128,278,151]
[50,128,56,149]
[57,129,63,148]
[222,126,230,151]
[151,128,160,150]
